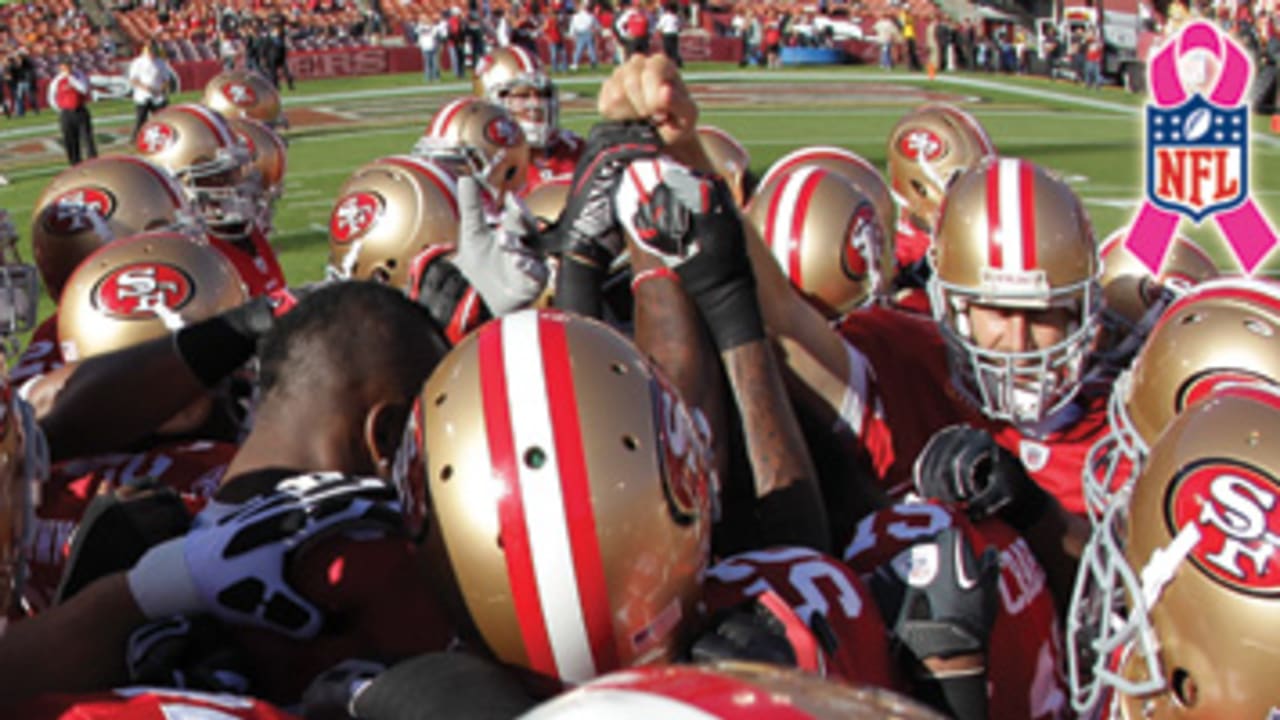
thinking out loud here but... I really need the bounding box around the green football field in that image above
[4,62,1279,341]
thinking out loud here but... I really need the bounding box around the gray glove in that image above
[452,176,548,316]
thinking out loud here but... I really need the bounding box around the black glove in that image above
[689,591,836,671]
[412,247,491,345]
[553,121,662,316]
[554,120,664,268]
[630,170,764,351]
[913,425,1050,531]
[876,525,1000,662]
[174,295,275,387]
[301,658,387,720]
[126,614,251,693]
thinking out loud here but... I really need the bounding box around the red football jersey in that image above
[523,128,583,193]
[208,224,286,297]
[6,687,300,720]
[843,502,1070,720]
[991,390,1111,518]
[11,314,64,390]
[24,440,236,612]
[834,305,986,497]
[702,547,899,691]
[894,216,932,270]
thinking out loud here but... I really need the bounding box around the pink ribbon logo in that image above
[1127,20,1278,275]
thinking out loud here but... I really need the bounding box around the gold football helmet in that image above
[473,46,558,149]
[225,117,287,201]
[928,157,1100,426]
[1082,278,1280,521]
[746,166,893,317]
[327,155,461,288]
[1068,383,1280,719]
[200,69,285,128]
[521,661,945,719]
[408,309,713,685]
[887,103,995,236]
[415,98,530,201]
[135,104,262,241]
[522,176,570,231]
[1096,229,1219,354]
[758,145,896,244]
[57,231,248,361]
[31,155,201,301]
[696,126,752,207]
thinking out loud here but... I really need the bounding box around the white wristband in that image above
[126,537,203,620]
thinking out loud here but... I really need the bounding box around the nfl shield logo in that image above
[1146,94,1248,223]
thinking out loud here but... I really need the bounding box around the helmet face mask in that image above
[496,82,557,149]
[932,281,1100,426]
[474,47,558,149]
[928,157,1100,427]
[1069,384,1280,719]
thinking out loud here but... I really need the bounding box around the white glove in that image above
[452,177,548,316]
[127,473,403,639]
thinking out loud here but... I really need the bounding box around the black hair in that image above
[258,281,450,406]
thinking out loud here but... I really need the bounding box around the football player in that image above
[473,47,584,193]
[1068,383,1280,718]
[135,103,286,296]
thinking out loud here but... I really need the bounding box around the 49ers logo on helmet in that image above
[1178,369,1275,411]
[842,202,880,280]
[898,128,946,162]
[330,192,383,243]
[1166,459,1280,595]
[484,116,522,148]
[221,82,257,107]
[91,263,195,319]
[137,122,177,154]
[43,188,116,234]
[651,378,711,525]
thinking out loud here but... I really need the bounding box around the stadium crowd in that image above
[0,1,1276,708]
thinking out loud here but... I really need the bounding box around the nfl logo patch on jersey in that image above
[1146,95,1247,223]
[1020,440,1050,473]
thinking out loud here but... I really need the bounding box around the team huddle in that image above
[0,47,1272,719]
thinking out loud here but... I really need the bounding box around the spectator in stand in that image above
[13,51,35,117]
[1083,27,1103,89]
[47,59,96,166]
[546,8,568,72]
[417,13,446,82]
[447,8,466,78]
[2,56,16,118]
[570,2,600,70]
[618,2,651,58]
[935,15,952,71]
[657,2,681,67]
[874,13,897,70]
[218,31,237,70]
[245,19,264,73]
[466,10,486,72]
[128,41,175,141]
[763,12,781,68]
[901,9,921,71]
[265,22,295,91]
[495,8,512,47]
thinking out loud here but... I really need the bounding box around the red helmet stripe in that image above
[380,156,460,218]
[760,146,876,193]
[109,156,188,208]
[429,98,471,138]
[788,168,826,289]
[173,104,235,148]
[538,315,619,674]
[1155,280,1280,337]
[511,46,537,73]
[478,323,558,678]
[985,161,1003,269]
[1019,159,1038,270]
[1213,382,1280,412]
